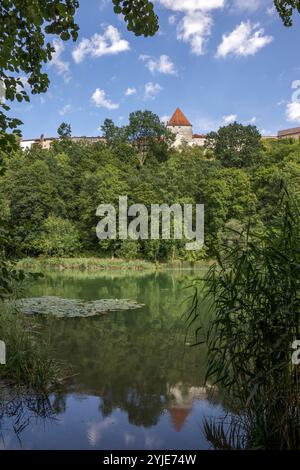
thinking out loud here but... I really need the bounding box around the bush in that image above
[116,240,141,259]
[33,215,81,256]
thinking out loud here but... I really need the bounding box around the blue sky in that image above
[12,0,300,139]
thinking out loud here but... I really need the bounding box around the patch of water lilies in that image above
[16,296,145,318]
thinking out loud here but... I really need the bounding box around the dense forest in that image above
[0,113,299,263]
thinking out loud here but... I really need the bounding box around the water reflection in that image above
[0,389,57,448]
[0,270,225,449]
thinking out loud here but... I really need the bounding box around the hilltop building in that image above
[20,134,105,151]
[167,108,206,148]
[278,127,300,140]
[19,111,300,151]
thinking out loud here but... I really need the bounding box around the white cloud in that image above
[177,12,212,55]
[87,417,117,447]
[144,82,162,100]
[248,116,257,124]
[216,21,273,58]
[158,0,225,13]
[286,101,300,123]
[91,88,119,110]
[222,114,238,124]
[125,87,137,96]
[159,1,226,55]
[140,54,177,74]
[59,104,72,116]
[73,25,130,63]
[50,39,71,83]
[231,0,265,13]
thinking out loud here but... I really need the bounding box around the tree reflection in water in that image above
[0,270,224,449]
[0,388,58,447]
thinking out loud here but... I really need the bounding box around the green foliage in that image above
[57,122,72,139]
[192,190,300,449]
[0,156,65,254]
[0,218,26,299]
[206,122,263,168]
[101,111,175,166]
[275,0,300,26]
[0,302,63,390]
[1,113,300,264]
[116,240,141,259]
[112,0,158,36]
[17,257,154,271]
[33,215,81,256]
[0,0,80,149]
[101,118,128,145]
[127,110,175,166]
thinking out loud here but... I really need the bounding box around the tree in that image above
[275,0,300,26]
[0,0,80,149]
[205,122,263,168]
[101,118,128,145]
[1,157,65,254]
[116,240,140,259]
[33,215,81,256]
[57,122,72,139]
[112,0,158,37]
[126,110,174,166]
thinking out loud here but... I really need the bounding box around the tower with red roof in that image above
[167,108,193,146]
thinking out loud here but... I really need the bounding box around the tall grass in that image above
[0,299,64,391]
[189,190,300,449]
[0,260,64,391]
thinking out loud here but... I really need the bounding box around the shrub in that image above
[33,215,81,256]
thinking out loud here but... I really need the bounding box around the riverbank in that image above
[17,257,156,272]
[17,257,212,272]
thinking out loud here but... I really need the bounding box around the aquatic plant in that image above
[16,296,145,318]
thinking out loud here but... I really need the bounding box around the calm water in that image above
[0,269,225,450]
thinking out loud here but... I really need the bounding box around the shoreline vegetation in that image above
[16,257,211,272]
[0,301,65,392]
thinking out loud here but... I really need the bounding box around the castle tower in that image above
[167,108,193,146]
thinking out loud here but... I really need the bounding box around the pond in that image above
[0,269,226,450]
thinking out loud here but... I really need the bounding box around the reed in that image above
[188,189,300,449]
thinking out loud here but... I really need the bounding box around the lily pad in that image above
[16,296,145,318]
